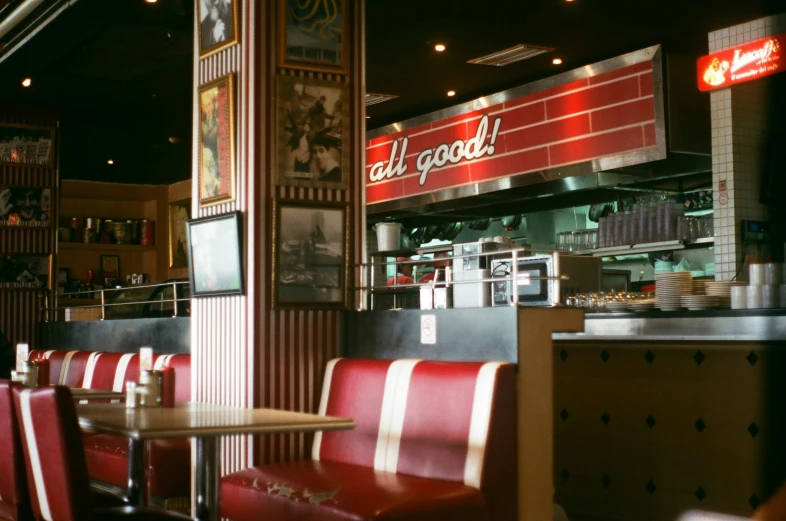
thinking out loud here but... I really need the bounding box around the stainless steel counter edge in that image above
[553,313,786,342]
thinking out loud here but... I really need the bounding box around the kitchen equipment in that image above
[500,215,522,231]
[375,222,402,251]
[468,218,491,231]
[453,269,490,308]
[452,241,499,273]
[491,253,601,307]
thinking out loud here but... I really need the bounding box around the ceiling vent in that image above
[468,44,554,66]
[365,93,398,106]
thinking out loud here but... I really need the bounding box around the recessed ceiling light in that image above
[365,116,371,119]
[435,43,446,52]
[168,136,181,144]
[21,78,31,87]
[552,58,563,65]
[145,0,157,3]
[447,90,456,97]
[107,159,114,165]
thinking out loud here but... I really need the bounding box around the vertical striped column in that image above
[191,0,365,475]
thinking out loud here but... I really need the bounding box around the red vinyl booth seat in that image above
[28,350,192,504]
[220,358,517,521]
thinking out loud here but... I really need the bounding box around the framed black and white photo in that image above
[186,212,244,298]
[197,0,239,58]
[273,199,347,308]
[0,186,51,227]
[0,255,51,290]
[278,0,348,74]
[276,75,349,189]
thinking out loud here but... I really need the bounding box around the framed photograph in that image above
[0,186,51,227]
[198,73,236,207]
[278,0,348,73]
[197,0,239,58]
[169,199,191,269]
[56,268,69,295]
[100,255,120,278]
[0,124,54,166]
[187,211,244,297]
[273,199,347,308]
[276,75,349,189]
[0,255,51,290]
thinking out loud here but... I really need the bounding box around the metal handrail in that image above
[43,281,190,321]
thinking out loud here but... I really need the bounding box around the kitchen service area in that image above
[363,42,786,318]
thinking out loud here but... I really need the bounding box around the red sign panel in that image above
[697,34,784,92]
[365,60,658,206]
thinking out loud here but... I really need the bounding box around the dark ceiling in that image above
[0,0,782,185]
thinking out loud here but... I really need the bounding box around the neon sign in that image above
[697,34,784,92]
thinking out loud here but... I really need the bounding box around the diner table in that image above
[69,388,125,401]
[76,402,354,521]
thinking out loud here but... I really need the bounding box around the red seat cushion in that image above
[84,435,191,498]
[0,380,32,521]
[220,460,489,521]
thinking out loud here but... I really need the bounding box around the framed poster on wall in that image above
[187,212,244,298]
[273,199,347,309]
[276,75,349,189]
[197,74,236,208]
[197,0,240,58]
[0,124,54,166]
[278,0,348,74]
[0,186,51,227]
[0,255,51,290]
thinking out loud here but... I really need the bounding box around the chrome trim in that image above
[553,313,786,342]
[366,46,673,216]
[367,45,661,139]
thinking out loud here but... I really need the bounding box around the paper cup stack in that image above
[655,272,693,311]
[745,263,783,309]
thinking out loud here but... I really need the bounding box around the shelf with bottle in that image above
[58,242,156,253]
[570,237,714,257]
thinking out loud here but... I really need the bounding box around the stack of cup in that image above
[744,263,783,309]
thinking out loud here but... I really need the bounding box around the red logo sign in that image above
[697,34,784,92]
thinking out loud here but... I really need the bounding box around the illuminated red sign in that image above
[697,34,784,92]
[366,60,659,206]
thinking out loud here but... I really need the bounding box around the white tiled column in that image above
[708,14,786,281]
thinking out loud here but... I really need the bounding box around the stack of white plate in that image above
[693,279,708,295]
[680,295,719,310]
[628,300,656,312]
[704,281,736,308]
[605,301,630,313]
[655,272,693,311]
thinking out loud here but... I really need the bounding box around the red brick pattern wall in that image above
[366,60,656,205]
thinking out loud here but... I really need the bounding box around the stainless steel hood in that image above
[367,48,711,227]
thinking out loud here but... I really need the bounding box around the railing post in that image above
[172,281,179,318]
[100,289,106,321]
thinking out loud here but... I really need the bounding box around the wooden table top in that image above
[76,402,354,440]
[69,388,125,401]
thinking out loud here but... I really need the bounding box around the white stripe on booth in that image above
[81,352,101,388]
[311,358,341,461]
[380,359,420,473]
[19,389,52,521]
[58,351,78,385]
[113,354,135,391]
[464,362,503,488]
[154,354,173,370]
[43,350,54,359]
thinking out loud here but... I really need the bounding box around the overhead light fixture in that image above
[552,58,563,65]
[21,78,31,87]
[468,43,555,66]
[365,93,398,106]
[107,159,114,165]
[434,43,446,52]
[447,90,456,97]
[365,116,371,119]
[168,136,181,144]
[145,0,157,3]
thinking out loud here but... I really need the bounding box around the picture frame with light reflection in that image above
[197,73,236,208]
[197,0,240,59]
[277,0,349,74]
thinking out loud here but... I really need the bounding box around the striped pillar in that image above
[191,0,366,477]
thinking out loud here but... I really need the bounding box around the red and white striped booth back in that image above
[12,386,93,521]
[312,358,517,520]
[0,380,30,521]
